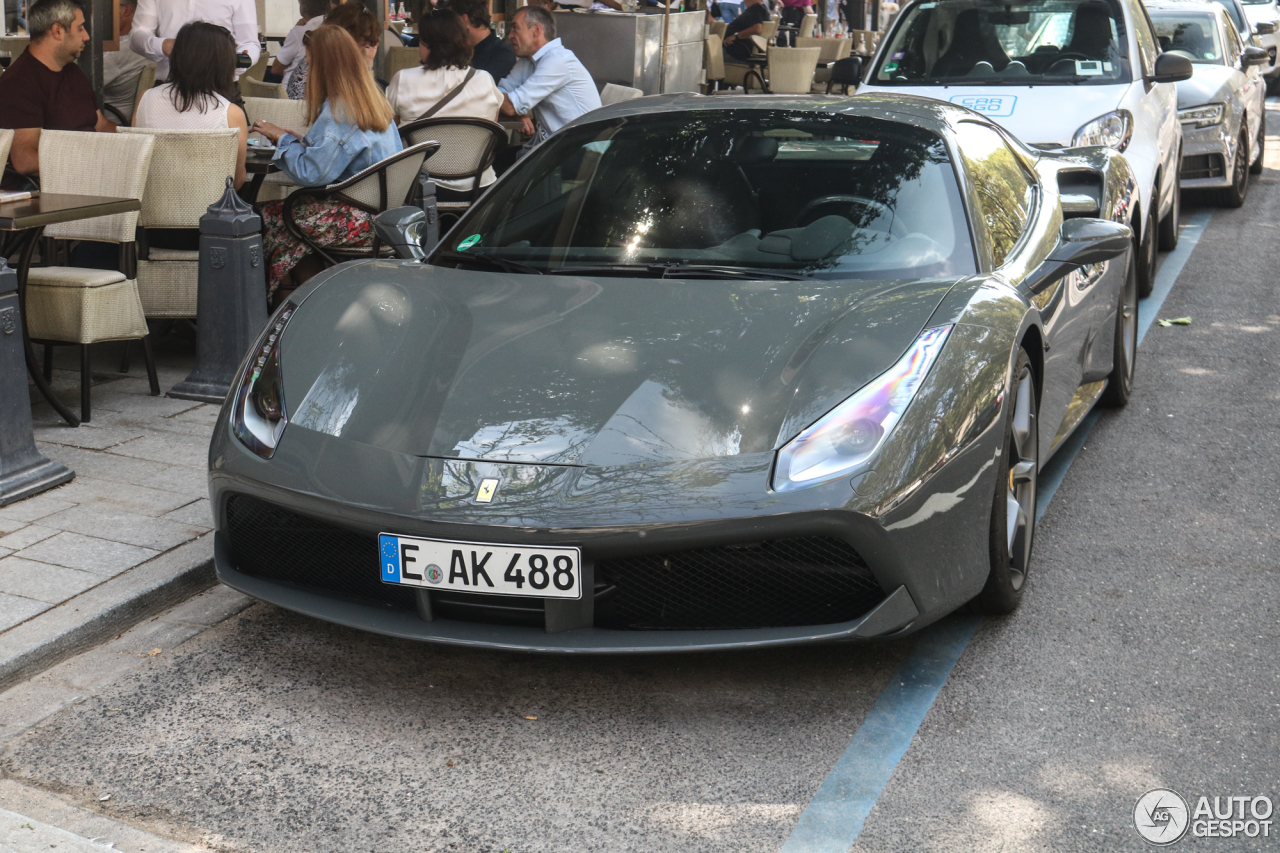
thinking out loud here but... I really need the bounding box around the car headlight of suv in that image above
[1071,110,1133,151]
[772,325,952,493]
[1178,103,1225,129]
[232,302,296,459]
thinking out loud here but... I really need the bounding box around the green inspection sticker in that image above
[457,234,482,251]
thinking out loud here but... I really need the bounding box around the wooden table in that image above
[0,193,141,428]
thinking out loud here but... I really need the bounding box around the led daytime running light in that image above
[773,325,952,492]
[232,304,296,459]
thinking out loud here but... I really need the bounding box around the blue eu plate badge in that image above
[379,535,400,582]
[949,94,1016,117]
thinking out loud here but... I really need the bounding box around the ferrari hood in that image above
[278,261,959,467]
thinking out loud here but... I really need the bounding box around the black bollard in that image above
[170,177,269,404]
[0,260,73,505]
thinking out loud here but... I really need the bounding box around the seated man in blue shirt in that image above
[499,5,602,151]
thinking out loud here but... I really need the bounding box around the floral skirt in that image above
[260,198,374,295]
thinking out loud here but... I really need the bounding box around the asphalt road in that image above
[2,146,1278,852]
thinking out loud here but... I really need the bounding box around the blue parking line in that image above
[779,208,1214,853]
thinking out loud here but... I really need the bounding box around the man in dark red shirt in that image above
[0,0,116,177]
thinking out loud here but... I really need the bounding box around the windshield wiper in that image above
[549,262,809,281]
[432,250,544,275]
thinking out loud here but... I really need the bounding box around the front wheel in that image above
[1136,203,1157,299]
[1216,128,1251,208]
[973,348,1038,615]
[1100,249,1138,408]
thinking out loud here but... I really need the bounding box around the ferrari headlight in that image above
[772,325,952,492]
[232,302,296,459]
[1071,110,1133,151]
[1178,103,1225,129]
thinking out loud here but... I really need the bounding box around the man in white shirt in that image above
[499,6,601,149]
[129,0,260,82]
[102,0,149,123]
[270,0,329,88]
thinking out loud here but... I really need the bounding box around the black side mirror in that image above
[1255,20,1278,34]
[1243,45,1271,66]
[1024,217,1132,295]
[1148,51,1194,83]
[374,206,431,260]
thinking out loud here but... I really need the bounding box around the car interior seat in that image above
[931,9,1010,76]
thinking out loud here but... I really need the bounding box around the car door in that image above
[954,121,1092,454]
[1126,0,1182,219]
[1223,11,1265,153]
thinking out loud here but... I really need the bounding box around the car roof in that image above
[1146,0,1231,13]
[563,93,982,137]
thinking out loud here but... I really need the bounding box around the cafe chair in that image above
[709,20,727,39]
[800,13,817,37]
[119,127,240,320]
[766,45,820,94]
[242,50,270,82]
[24,130,159,422]
[241,75,286,99]
[600,83,643,105]
[797,35,849,90]
[760,19,780,44]
[385,45,421,82]
[244,96,311,201]
[101,61,156,127]
[398,119,504,225]
[282,140,439,266]
[826,54,861,94]
[704,34,726,92]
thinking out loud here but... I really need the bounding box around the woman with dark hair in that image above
[251,25,402,300]
[386,9,502,201]
[286,1,384,99]
[133,21,248,189]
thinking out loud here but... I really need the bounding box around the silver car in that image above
[1151,2,1270,205]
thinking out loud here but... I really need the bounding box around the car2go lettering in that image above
[379,534,582,599]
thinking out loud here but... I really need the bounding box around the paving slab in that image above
[0,594,49,633]
[158,500,211,530]
[15,532,160,576]
[0,497,75,526]
[0,526,58,552]
[45,478,196,518]
[34,506,202,553]
[108,435,208,472]
[0,558,102,605]
[0,781,204,853]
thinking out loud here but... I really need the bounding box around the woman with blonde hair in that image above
[252,24,402,298]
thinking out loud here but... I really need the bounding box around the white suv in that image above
[854,0,1192,295]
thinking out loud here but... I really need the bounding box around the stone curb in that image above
[0,533,215,693]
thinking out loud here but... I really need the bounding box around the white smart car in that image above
[854,0,1192,295]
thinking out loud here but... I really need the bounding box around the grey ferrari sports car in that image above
[211,94,1138,652]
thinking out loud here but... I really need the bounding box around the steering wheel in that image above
[1050,51,1095,63]
[794,195,906,237]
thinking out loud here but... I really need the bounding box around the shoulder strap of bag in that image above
[418,68,477,120]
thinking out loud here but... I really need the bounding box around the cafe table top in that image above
[0,193,140,231]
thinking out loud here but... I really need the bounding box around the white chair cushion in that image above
[26,267,128,288]
[147,248,200,261]
[26,277,148,344]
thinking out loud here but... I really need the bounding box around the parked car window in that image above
[872,0,1132,86]
[1129,0,1162,74]
[1151,11,1227,63]
[1222,11,1245,61]
[1208,0,1248,38]
[955,122,1036,268]
[436,111,977,280]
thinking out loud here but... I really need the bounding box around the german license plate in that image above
[378,533,582,600]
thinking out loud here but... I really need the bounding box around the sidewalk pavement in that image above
[0,336,224,690]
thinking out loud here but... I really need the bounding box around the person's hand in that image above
[251,120,291,144]
[500,94,517,117]
[724,33,735,43]
[520,115,535,136]
[162,37,175,56]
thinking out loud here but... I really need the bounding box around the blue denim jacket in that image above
[272,101,403,187]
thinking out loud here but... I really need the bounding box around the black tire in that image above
[1216,128,1251,208]
[974,348,1038,616]
[1136,203,1157,299]
[1158,170,1180,252]
[1250,112,1265,176]
[1100,248,1138,408]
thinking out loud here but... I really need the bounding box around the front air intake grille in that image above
[1181,153,1225,180]
[595,538,884,630]
[224,494,417,611]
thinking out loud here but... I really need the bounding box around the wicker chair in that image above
[385,45,421,81]
[244,97,311,201]
[600,83,643,105]
[797,36,849,88]
[242,50,270,81]
[118,127,240,320]
[766,45,820,94]
[101,60,156,127]
[704,34,726,92]
[760,19,779,44]
[24,131,159,422]
[282,140,439,266]
[241,75,286,98]
[709,20,727,39]
[398,118,505,223]
[800,13,817,36]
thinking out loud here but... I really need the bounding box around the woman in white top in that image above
[134,21,249,190]
[386,10,504,201]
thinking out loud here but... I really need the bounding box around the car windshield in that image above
[429,110,976,281]
[1240,0,1269,7]
[872,0,1131,85]
[1151,12,1225,62]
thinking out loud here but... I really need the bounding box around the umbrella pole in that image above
[660,0,671,92]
